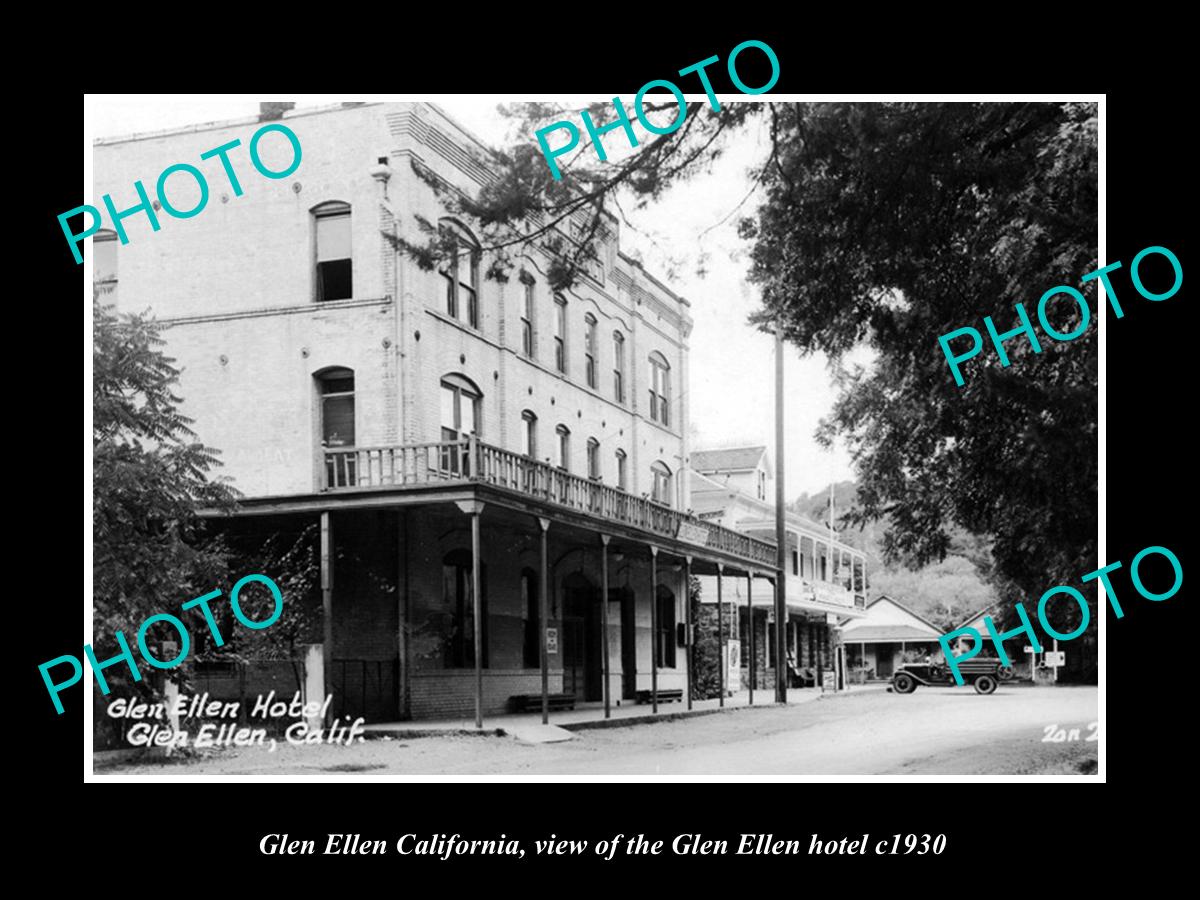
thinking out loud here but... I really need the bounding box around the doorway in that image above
[875,642,895,678]
[562,573,601,702]
[618,587,637,700]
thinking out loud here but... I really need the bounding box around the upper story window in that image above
[314,202,352,302]
[799,536,813,579]
[651,461,672,506]
[94,230,118,293]
[648,352,671,427]
[556,424,571,471]
[568,217,607,285]
[440,221,480,329]
[587,437,600,480]
[584,313,598,389]
[554,295,567,374]
[520,274,536,359]
[318,367,355,488]
[615,449,627,491]
[612,331,625,404]
[521,410,537,458]
[757,469,767,500]
[440,373,481,475]
[317,368,356,449]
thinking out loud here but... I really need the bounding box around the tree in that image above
[93,299,325,707]
[192,525,324,697]
[430,103,1096,659]
[93,297,237,645]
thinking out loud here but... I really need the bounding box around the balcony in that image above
[323,438,776,568]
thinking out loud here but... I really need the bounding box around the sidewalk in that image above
[363,683,889,740]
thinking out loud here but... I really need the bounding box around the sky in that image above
[87,95,869,499]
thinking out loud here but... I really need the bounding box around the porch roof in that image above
[839,625,942,643]
[205,439,782,577]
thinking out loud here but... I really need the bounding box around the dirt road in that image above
[103,685,1098,777]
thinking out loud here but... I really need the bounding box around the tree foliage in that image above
[93,298,237,639]
[93,299,324,698]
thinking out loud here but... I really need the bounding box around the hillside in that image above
[789,482,996,630]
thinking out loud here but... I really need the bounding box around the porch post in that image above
[538,517,550,725]
[456,500,486,729]
[746,571,754,706]
[601,534,612,720]
[320,511,333,727]
[684,555,693,711]
[649,545,659,714]
[717,562,725,708]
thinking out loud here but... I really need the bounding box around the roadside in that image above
[97,685,1098,777]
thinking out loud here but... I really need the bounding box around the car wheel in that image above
[974,675,998,695]
[893,673,917,694]
[998,666,1015,681]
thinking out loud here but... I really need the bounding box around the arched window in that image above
[442,549,487,669]
[553,294,568,374]
[313,201,352,302]
[521,409,538,458]
[615,449,627,491]
[556,424,571,471]
[612,331,625,403]
[440,374,481,474]
[648,351,670,426]
[586,437,600,480]
[94,229,118,293]
[317,368,355,487]
[520,272,536,358]
[440,221,480,329]
[651,460,672,506]
[521,568,539,668]
[317,368,355,448]
[584,313,598,389]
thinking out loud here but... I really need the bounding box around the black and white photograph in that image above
[79,91,1116,781]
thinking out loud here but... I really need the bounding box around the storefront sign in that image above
[726,640,741,692]
[546,627,559,655]
[676,521,710,545]
[808,580,855,609]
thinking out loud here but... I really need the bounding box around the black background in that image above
[19,19,1188,880]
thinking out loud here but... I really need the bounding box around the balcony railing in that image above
[323,438,776,567]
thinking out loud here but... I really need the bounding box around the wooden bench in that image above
[636,688,684,704]
[510,693,576,713]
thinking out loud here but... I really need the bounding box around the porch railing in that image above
[323,437,776,567]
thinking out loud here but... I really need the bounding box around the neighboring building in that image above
[93,102,780,723]
[687,447,868,692]
[839,595,942,682]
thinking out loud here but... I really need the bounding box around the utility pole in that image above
[774,321,788,704]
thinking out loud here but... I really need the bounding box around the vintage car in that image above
[891,658,1012,695]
